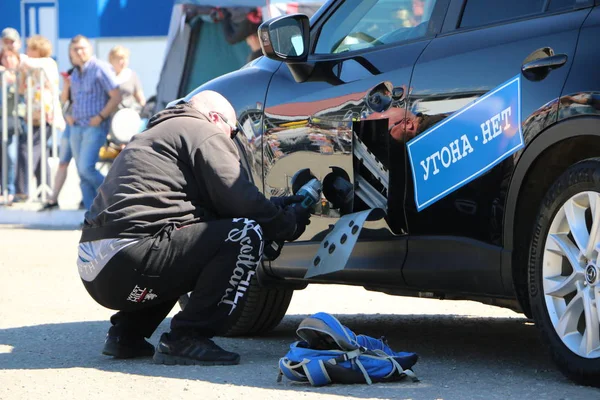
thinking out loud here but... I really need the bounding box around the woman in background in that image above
[39,44,77,211]
[108,45,145,111]
[15,35,65,201]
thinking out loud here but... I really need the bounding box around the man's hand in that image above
[89,115,103,127]
[270,195,304,209]
[66,115,75,126]
[287,202,311,241]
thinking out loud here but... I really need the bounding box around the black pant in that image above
[82,218,264,338]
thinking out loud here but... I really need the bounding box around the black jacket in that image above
[80,103,296,242]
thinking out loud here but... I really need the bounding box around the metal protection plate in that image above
[304,208,386,278]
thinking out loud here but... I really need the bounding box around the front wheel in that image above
[529,158,600,386]
[178,273,293,337]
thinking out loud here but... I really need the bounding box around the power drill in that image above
[263,177,322,261]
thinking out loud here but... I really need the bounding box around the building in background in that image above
[0,0,175,99]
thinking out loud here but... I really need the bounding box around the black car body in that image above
[171,0,600,386]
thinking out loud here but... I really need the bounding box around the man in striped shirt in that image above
[68,35,121,210]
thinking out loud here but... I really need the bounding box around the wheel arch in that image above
[503,116,600,317]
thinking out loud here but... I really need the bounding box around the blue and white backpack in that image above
[277,312,419,386]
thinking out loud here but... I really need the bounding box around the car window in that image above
[314,0,438,55]
[459,0,545,29]
[547,0,587,12]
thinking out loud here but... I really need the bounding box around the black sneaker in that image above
[153,332,240,366]
[102,333,155,359]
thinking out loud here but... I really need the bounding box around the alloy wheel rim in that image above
[543,191,600,359]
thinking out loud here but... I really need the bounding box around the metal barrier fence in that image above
[1,67,59,205]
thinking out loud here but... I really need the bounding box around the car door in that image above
[262,0,449,249]
[399,0,594,293]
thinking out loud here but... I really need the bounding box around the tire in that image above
[529,158,600,387]
[178,272,294,337]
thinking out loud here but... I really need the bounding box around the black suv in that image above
[173,0,600,386]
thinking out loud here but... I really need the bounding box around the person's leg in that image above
[31,124,51,198]
[84,218,263,364]
[6,130,17,197]
[168,218,265,338]
[153,218,264,365]
[102,300,179,359]
[53,164,68,199]
[75,125,106,209]
[54,125,73,200]
[69,125,82,162]
[0,129,16,202]
[80,239,178,358]
[15,124,43,199]
[42,126,72,208]
[39,163,67,210]
[15,120,28,198]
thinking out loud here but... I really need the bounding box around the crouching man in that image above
[76,90,310,365]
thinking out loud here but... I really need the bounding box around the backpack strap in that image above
[329,347,373,385]
[278,358,308,383]
[278,348,419,386]
[278,357,333,386]
[304,359,332,386]
[329,347,364,364]
[354,358,373,385]
[369,349,420,383]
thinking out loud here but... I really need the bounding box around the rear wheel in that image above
[178,273,293,337]
[529,158,600,386]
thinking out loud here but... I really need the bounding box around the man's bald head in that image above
[188,90,237,125]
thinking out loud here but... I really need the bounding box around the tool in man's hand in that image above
[264,170,322,261]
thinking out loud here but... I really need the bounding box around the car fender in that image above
[504,116,600,251]
[502,116,600,306]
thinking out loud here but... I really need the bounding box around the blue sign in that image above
[407,75,523,211]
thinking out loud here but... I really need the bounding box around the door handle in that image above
[522,54,568,72]
[521,54,568,80]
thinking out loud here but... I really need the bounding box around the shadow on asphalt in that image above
[0,223,82,231]
[0,313,561,398]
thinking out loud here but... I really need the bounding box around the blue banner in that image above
[407,75,523,211]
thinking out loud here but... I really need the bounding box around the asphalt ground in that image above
[1,226,599,400]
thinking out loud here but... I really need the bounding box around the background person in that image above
[68,35,121,211]
[214,7,263,63]
[77,90,309,365]
[1,28,21,53]
[40,45,78,211]
[0,48,21,204]
[15,35,65,201]
[108,45,145,111]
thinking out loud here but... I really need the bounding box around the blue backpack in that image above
[278,312,419,386]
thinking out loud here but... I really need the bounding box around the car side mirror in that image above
[258,14,310,63]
